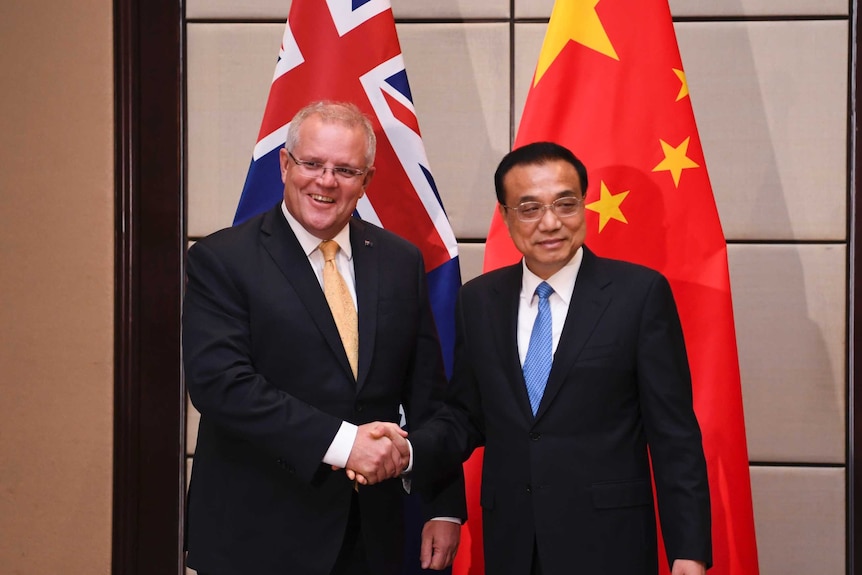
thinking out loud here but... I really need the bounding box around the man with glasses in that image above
[183,101,464,575]
[411,141,711,575]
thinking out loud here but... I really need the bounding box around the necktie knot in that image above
[319,239,339,262]
[535,281,554,301]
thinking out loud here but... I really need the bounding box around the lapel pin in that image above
[364,240,373,247]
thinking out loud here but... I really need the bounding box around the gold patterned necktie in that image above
[319,240,359,379]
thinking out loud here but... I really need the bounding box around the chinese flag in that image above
[469,1,760,574]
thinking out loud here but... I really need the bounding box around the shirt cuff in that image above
[430,517,462,525]
[404,438,414,473]
[400,439,415,493]
[321,421,358,468]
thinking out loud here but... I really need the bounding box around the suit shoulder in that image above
[586,253,673,299]
[189,210,269,260]
[591,252,666,281]
[197,211,266,244]
[461,263,520,294]
[353,219,422,257]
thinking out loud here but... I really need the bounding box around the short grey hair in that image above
[284,101,376,167]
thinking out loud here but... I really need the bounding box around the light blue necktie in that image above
[523,281,554,415]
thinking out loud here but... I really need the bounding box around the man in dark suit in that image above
[183,101,464,575]
[411,142,711,575]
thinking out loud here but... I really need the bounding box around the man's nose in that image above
[317,168,339,185]
[537,205,562,228]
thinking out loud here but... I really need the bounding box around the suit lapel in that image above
[259,206,356,381]
[350,219,377,391]
[489,264,537,422]
[534,248,611,420]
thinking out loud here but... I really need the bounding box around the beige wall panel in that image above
[668,0,848,17]
[0,0,114,573]
[513,23,544,132]
[188,0,509,20]
[728,244,844,463]
[188,24,283,237]
[678,21,847,241]
[186,459,197,574]
[458,242,487,283]
[394,0,509,18]
[516,0,847,18]
[187,0,284,19]
[398,23,510,239]
[187,397,201,455]
[515,21,847,241]
[750,466,844,575]
[186,0,288,19]
[186,242,200,456]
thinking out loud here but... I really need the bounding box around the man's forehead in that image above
[506,162,582,194]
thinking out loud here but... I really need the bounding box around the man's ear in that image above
[278,148,290,183]
[361,166,376,191]
[497,204,515,236]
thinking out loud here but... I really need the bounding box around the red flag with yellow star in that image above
[476,1,759,574]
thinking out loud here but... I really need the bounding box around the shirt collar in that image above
[520,246,584,306]
[281,201,353,260]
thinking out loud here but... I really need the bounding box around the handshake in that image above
[333,422,411,485]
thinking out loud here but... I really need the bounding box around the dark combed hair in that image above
[493,141,589,205]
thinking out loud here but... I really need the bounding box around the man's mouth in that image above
[311,194,335,204]
[538,238,563,246]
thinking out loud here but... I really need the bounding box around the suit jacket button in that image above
[526,484,532,493]
[355,402,365,412]
[529,432,541,441]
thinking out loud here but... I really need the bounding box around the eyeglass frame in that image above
[286,150,369,180]
[501,195,584,222]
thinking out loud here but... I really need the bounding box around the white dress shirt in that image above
[282,202,358,469]
[517,247,584,367]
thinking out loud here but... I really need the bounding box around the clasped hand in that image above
[332,422,409,485]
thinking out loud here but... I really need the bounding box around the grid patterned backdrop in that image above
[184,1,851,573]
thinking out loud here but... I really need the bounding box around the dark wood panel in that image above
[113,0,185,573]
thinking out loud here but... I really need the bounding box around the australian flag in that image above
[234,1,461,573]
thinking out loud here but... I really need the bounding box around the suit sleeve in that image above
[409,286,485,518]
[637,273,712,567]
[398,251,467,522]
[182,240,342,483]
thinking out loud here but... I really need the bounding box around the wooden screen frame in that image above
[113,0,185,572]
